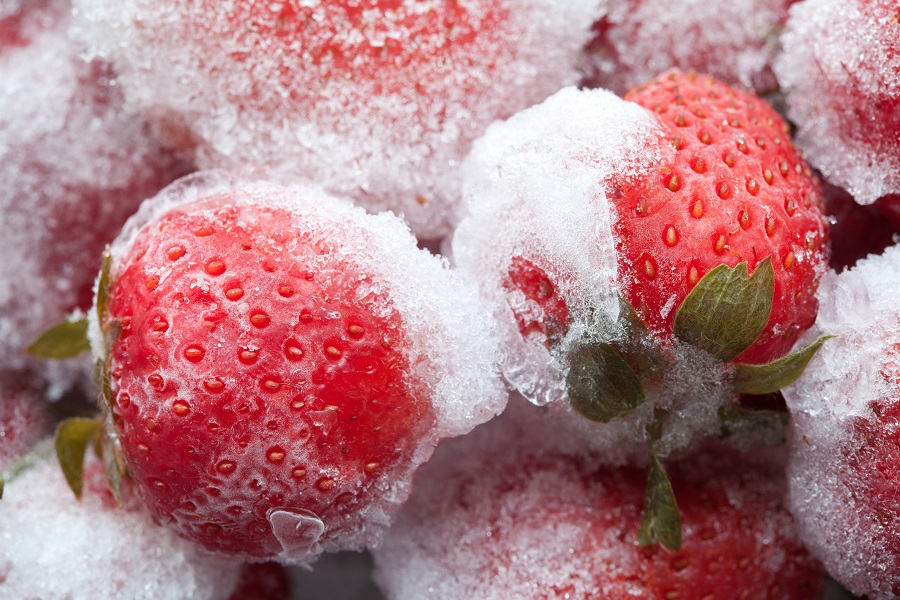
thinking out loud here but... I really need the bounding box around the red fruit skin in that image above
[616,70,827,364]
[104,196,434,560]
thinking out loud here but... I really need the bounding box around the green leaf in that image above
[98,425,124,506]
[567,342,646,423]
[96,248,112,326]
[0,471,4,499]
[55,417,102,499]
[638,452,682,550]
[732,335,833,395]
[26,318,90,359]
[673,258,774,362]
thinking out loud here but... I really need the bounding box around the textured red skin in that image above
[617,70,828,364]
[840,345,900,593]
[105,197,433,559]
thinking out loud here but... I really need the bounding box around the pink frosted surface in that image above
[775,0,900,204]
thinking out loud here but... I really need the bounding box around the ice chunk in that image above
[0,453,241,600]
[581,0,793,95]
[784,244,900,599]
[0,0,191,393]
[69,0,605,241]
[373,398,822,599]
[775,0,900,204]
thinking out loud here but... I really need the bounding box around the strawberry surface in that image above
[92,174,506,563]
[784,244,900,599]
[374,402,823,599]
[775,0,900,205]
[69,0,603,240]
[106,198,430,559]
[618,70,827,364]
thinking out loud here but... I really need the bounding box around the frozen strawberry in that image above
[373,401,823,599]
[81,172,505,563]
[0,0,191,392]
[454,76,828,467]
[0,453,242,600]
[784,244,900,599]
[69,0,604,241]
[582,0,796,95]
[775,0,900,205]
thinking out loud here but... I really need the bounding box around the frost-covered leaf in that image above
[567,342,645,423]
[638,452,682,550]
[55,417,101,499]
[733,335,833,394]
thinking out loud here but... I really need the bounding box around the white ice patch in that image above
[0,454,240,600]
[69,0,606,241]
[268,508,326,562]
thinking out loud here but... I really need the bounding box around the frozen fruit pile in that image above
[1,0,898,599]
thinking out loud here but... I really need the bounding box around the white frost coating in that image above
[268,509,327,562]
[784,245,900,599]
[0,0,187,392]
[0,454,240,600]
[581,0,792,95]
[373,398,814,599]
[453,88,737,462]
[69,0,606,241]
[775,0,900,204]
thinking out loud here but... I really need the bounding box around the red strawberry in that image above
[85,173,504,563]
[616,70,827,365]
[373,403,824,599]
[775,0,900,205]
[459,80,828,540]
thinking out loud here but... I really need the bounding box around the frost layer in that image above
[70,0,605,240]
[0,455,240,600]
[775,0,900,204]
[785,244,900,600]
